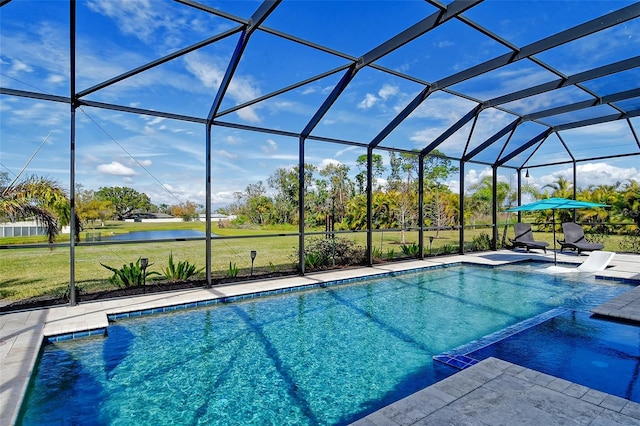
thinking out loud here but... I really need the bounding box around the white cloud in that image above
[9,59,33,75]
[224,135,243,145]
[216,150,238,159]
[334,146,359,158]
[318,158,342,170]
[184,52,262,122]
[86,0,183,47]
[97,161,137,176]
[436,40,455,49]
[144,116,165,126]
[357,85,400,110]
[261,139,278,154]
[301,86,317,95]
[358,93,378,109]
[46,74,65,84]
[378,84,398,100]
[539,163,640,188]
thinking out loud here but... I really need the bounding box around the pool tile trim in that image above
[433,307,569,370]
[102,262,460,323]
[45,259,638,343]
[46,327,107,343]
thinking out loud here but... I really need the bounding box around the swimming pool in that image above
[19,264,632,425]
[467,310,640,402]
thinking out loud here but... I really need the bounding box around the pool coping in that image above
[353,357,640,425]
[2,250,640,425]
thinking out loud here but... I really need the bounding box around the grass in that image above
[0,220,631,302]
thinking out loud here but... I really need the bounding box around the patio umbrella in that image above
[506,197,608,264]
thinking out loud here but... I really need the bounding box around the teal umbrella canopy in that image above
[506,197,609,264]
[506,197,608,212]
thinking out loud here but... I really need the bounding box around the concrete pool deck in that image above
[1,250,640,425]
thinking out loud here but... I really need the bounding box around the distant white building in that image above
[199,213,235,222]
[0,220,70,237]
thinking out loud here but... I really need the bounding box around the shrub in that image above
[619,230,640,253]
[400,242,420,256]
[386,248,395,260]
[227,262,239,278]
[162,252,203,282]
[439,243,459,254]
[55,285,83,301]
[372,246,383,261]
[100,258,160,288]
[299,237,365,270]
[469,232,492,251]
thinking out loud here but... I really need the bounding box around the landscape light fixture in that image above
[140,257,149,293]
[429,236,434,256]
[250,250,257,276]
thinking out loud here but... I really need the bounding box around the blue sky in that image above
[1,0,639,209]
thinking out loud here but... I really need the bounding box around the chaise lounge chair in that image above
[558,222,604,254]
[510,223,549,253]
[541,251,615,274]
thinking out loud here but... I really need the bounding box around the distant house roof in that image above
[124,212,175,219]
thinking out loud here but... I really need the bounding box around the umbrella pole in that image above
[552,209,557,265]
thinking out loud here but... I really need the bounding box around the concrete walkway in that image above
[2,250,639,425]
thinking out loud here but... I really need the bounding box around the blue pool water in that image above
[468,310,640,402]
[19,264,633,425]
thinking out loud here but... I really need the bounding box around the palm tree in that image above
[542,176,573,199]
[1,175,79,243]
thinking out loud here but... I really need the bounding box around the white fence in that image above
[0,221,70,237]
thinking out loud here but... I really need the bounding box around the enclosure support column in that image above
[366,146,373,266]
[418,154,424,259]
[459,160,465,253]
[517,168,522,223]
[205,125,212,287]
[298,136,306,274]
[491,165,498,251]
[572,160,577,222]
[69,0,77,306]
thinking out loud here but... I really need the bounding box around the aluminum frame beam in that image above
[207,0,281,122]
[463,118,521,161]
[497,129,553,167]
[434,3,640,90]
[420,105,483,155]
[485,56,640,109]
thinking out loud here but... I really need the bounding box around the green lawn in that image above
[0,221,630,302]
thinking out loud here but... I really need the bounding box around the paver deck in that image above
[1,250,639,425]
[354,357,640,425]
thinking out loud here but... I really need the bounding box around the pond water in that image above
[103,230,209,240]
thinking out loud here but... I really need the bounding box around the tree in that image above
[341,191,399,230]
[425,189,458,238]
[267,164,316,224]
[1,175,80,243]
[423,151,458,187]
[75,186,113,227]
[468,176,511,219]
[318,162,353,223]
[95,186,153,220]
[537,176,575,227]
[355,153,384,194]
[543,176,573,198]
[168,201,199,221]
[619,179,640,227]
